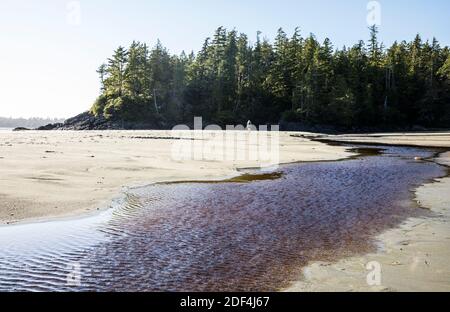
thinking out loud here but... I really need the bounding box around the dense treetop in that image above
[91,26,450,129]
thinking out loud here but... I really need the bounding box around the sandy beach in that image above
[0,130,351,224]
[323,132,450,148]
[285,132,450,292]
[0,130,449,292]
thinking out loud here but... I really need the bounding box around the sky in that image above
[0,0,449,118]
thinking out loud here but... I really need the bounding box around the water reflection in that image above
[0,145,446,291]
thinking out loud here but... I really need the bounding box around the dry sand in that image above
[1,130,449,291]
[323,132,450,148]
[0,130,351,224]
[285,133,450,292]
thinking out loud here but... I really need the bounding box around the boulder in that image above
[12,127,30,131]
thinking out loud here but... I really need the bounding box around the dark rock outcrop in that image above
[36,112,162,130]
[36,123,63,130]
[12,127,31,131]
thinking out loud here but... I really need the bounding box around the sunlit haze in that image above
[1,0,449,118]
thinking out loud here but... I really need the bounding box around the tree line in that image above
[91,26,450,129]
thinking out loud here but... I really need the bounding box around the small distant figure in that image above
[247,120,253,131]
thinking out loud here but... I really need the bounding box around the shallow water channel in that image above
[0,144,446,291]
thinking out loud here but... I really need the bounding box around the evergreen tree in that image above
[90,27,450,129]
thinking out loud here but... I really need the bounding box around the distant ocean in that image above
[0,127,13,131]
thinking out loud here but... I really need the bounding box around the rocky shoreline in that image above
[22,110,449,133]
[34,112,162,131]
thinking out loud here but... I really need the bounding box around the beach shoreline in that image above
[0,130,353,225]
[1,130,449,291]
[284,136,450,292]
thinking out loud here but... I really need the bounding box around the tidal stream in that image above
[0,144,447,291]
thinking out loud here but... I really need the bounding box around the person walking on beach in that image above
[247,120,253,131]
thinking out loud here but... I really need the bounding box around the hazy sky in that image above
[1,0,449,118]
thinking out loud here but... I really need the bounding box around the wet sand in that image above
[1,130,449,292]
[285,137,450,292]
[323,132,450,148]
[0,130,351,224]
[0,144,444,291]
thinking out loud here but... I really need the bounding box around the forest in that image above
[91,26,450,130]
